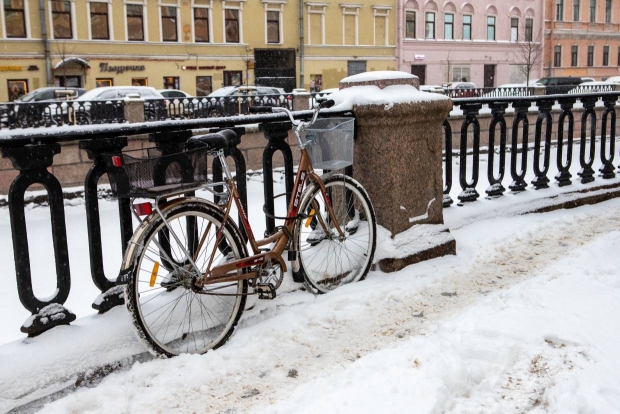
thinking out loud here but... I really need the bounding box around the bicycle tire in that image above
[293,174,376,293]
[124,199,248,357]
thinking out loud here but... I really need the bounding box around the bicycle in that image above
[103,100,377,357]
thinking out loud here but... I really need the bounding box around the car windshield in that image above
[16,90,45,102]
[207,87,237,97]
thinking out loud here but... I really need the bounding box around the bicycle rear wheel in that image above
[294,174,376,293]
[125,200,248,357]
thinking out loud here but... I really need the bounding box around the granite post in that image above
[337,71,455,272]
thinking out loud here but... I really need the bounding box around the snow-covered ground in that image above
[2,143,620,413]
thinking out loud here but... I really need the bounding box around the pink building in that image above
[396,1,545,87]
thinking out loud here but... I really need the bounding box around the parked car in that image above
[10,87,86,127]
[157,89,193,99]
[63,86,166,124]
[483,83,530,97]
[534,77,584,95]
[568,81,617,94]
[603,76,620,84]
[14,87,86,103]
[419,85,445,94]
[447,82,479,98]
[206,85,289,116]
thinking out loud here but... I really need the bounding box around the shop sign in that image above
[99,63,145,74]
[0,66,23,71]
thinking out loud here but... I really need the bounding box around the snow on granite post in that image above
[329,71,455,272]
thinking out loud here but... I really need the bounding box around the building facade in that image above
[396,0,545,87]
[0,0,395,102]
[545,0,620,80]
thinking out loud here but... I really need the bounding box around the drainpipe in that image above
[39,0,52,86]
[395,1,401,72]
[548,0,554,77]
[299,0,305,89]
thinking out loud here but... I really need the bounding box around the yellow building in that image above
[0,0,395,101]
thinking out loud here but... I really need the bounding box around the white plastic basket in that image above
[301,118,354,170]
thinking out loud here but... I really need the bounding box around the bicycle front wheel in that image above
[125,200,248,357]
[294,174,376,293]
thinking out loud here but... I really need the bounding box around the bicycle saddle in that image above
[187,129,238,151]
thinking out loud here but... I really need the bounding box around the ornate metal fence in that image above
[0,90,619,337]
[442,92,619,207]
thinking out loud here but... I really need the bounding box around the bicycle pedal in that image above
[256,283,276,300]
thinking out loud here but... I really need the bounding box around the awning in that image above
[53,57,91,70]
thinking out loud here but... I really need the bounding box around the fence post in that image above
[292,89,311,111]
[339,72,454,272]
[124,94,145,123]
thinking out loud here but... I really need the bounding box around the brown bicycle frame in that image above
[199,148,344,286]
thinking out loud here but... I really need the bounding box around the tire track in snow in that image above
[42,206,620,414]
[222,207,620,414]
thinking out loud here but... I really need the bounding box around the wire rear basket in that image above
[301,118,354,170]
[102,147,211,198]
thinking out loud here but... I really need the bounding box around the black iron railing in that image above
[1,89,619,337]
[0,109,350,336]
[442,91,620,207]
[0,93,297,129]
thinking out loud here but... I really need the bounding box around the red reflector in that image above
[111,156,123,167]
[135,202,153,216]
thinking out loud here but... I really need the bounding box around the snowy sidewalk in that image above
[3,193,620,413]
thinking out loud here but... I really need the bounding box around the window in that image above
[196,76,212,96]
[225,9,239,43]
[90,2,109,40]
[132,78,147,86]
[223,70,242,86]
[163,76,179,89]
[51,1,73,39]
[589,0,596,22]
[342,5,360,45]
[554,45,562,67]
[511,17,518,42]
[405,11,416,38]
[446,65,470,83]
[557,0,564,20]
[194,7,210,42]
[444,13,453,39]
[587,45,594,66]
[462,15,471,40]
[7,79,28,101]
[574,0,581,20]
[4,0,27,38]
[605,0,612,22]
[571,45,578,66]
[347,61,366,76]
[618,46,620,66]
[161,6,178,42]
[307,3,326,45]
[525,18,533,41]
[96,78,113,87]
[373,6,389,46]
[487,16,496,40]
[267,10,280,43]
[425,12,435,39]
[127,4,144,41]
[603,45,609,65]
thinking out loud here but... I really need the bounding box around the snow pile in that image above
[328,84,449,112]
[340,70,417,83]
[16,200,620,414]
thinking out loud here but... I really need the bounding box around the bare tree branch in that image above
[513,26,544,86]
